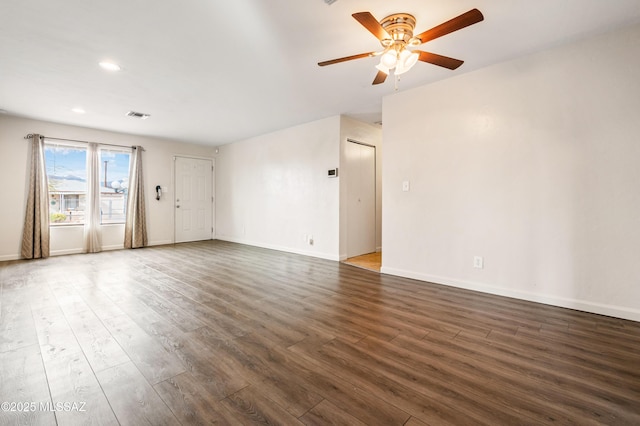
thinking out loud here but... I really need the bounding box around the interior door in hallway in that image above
[174,156,213,243]
[346,140,376,258]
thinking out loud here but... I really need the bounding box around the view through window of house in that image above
[45,144,87,224]
[45,142,131,225]
[100,149,131,224]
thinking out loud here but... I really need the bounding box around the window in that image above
[100,149,131,224]
[45,141,131,225]
[62,194,80,210]
[45,144,87,224]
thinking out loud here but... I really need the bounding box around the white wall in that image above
[215,116,341,260]
[0,115,213,260]
[381,23,640,322]
[339,116,382,259]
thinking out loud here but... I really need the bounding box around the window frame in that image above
[45,140,88,226]
[44,139,132,227]
[99,147,132,225]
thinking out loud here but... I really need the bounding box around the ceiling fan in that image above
[318,8,484,85]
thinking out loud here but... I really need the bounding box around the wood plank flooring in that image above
[1,240,639,425]
[344,252,382,272]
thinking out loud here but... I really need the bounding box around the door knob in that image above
[176,205,180,208]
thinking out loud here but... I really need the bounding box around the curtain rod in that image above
[23,134,145,151]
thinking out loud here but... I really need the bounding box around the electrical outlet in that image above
[402,181,410,192]
[308,235,314,245]
[473,256,484,269]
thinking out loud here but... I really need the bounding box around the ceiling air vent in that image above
[126,111,150,120]
[324,0,338,5]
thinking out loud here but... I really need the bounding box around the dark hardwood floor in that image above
[1,240,639,425]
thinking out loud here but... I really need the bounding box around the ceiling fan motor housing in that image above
[380,13,417,47]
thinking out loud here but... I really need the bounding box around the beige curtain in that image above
[83,142,102,253]
[21,134,50,259]
[124,146,147,248]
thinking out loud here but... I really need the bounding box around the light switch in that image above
[474,256,484,269]
[402,181,410,192]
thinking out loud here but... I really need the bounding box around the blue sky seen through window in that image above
[45,146,87,190]
[45,146,130,188]
[100,150,130,187]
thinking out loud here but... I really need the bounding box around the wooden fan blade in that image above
[416,51,464,70]
[352,12,390,41]
[416,8,484,44]
[372,70,388,85]
[318,52,376,67]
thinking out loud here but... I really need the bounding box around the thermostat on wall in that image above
[328,168,338,178]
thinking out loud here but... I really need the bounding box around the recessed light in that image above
[71,107,86,114]
[99,61,121,71]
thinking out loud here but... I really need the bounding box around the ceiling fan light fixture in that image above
[375,63,389,75]
[318,9,484,85]
[403,49,419,67]
[380,50,397,69]
[395,49,419,75]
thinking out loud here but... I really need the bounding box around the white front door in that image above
[174,156,213,243]
[346,141,376,258]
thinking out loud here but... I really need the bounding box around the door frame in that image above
[173,155,216,243]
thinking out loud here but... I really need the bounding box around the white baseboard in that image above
[50,248,84,257]
[380,266,640,323]
[2,241,183,261]
[148,240,174,247]
[51,244,125,256]
[2,248,119,261]
[0,254,20,262]
[217,236,340,261]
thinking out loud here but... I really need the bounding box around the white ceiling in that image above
[2,0,640,146]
